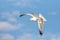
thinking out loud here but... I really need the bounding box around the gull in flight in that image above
[20,13,47,35]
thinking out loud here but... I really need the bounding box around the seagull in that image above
[20,13,47,35]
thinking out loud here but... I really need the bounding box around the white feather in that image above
[29,17,37,21]
[39,14,47,21]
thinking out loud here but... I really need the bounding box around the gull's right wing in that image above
[37,19,44,35]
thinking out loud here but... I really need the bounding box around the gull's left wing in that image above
[20,13,36,17]
[20,14,26,17]
[27,13,37,17]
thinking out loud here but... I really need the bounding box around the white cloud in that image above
[8,0,40,8]
[1,0,40,9]
[43,33,60,40]
[8,10,20,22]
[0,22,19,31]
[0,33,60,40]
[7,0,16,2]
[17,34,31,40]
[16,33,38,40]
[0,34,14,40]
[0,10,20,22]
[0,10,24,32]
[51,35,60,40]
[48,12,58,16]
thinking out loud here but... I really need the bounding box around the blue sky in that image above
[0,0,60,40]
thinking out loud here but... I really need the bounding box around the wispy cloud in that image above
[16,33,60,40]
[0,34,14,40]
[51,34,60,40]
[48,12,58,16]
[6,0,40,8]
[42,33,60,40]
[0,22,19,31]
[16,33,38,40]
[0,10,23,32]
[0,32,60,40]
[0,10,20,22]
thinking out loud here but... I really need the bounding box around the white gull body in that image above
[20,13,47,35]
[27,13,47,35]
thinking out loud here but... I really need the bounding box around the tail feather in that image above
[39,30,43,36]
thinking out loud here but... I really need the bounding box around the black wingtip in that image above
[19,14,25,17]
[39,30,43,36]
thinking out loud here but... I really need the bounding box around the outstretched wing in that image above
[20,14,26,17]
[20,13,36,17]
[27,13,37,17]
[37,19,44,35]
